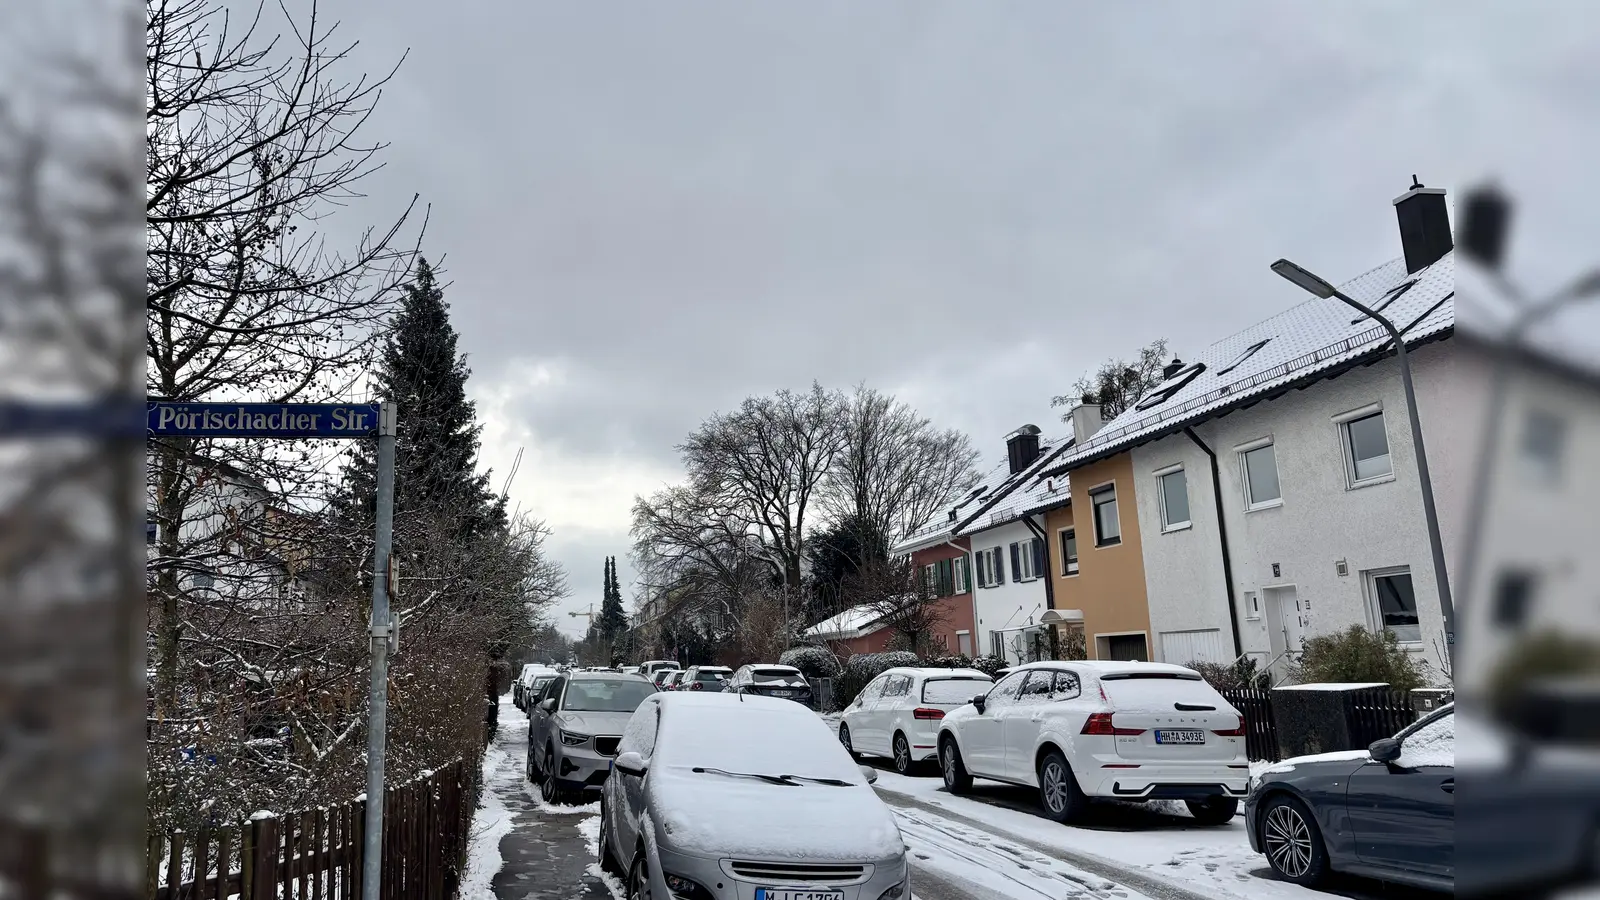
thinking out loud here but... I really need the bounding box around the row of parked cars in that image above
[510,660,912,900]
[836,659,1459,894]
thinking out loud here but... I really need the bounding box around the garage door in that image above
[1159,629,1227,665]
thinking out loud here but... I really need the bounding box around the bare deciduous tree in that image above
[145,0,424,711]
[1051,337,1172,421]
[825,384,981,546]
[849,557,947,657]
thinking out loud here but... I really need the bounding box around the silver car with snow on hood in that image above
[528,671,657,804]
[599,691,909,900]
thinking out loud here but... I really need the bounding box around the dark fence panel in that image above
[1221,688,1280,762]
[1342,687,1420,749]
[138,759,466,900]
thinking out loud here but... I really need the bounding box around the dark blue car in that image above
[1244,703,1453,892]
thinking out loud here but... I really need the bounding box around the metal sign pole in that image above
[362,401,398,900]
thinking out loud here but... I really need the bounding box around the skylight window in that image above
[1217,338,1272,375]
[1133,362,1207,412]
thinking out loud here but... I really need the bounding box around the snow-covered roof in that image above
[955,440,1074,537]
[1041,253,1456,479]
[803,604,888,640]
[895,434,1074,552]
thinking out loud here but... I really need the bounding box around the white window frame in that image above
[1154,463,1192,532]
[1236,436,1283,511]
[1010,540,1042,582]
[1058,527,1078,576]
[1334,403,1395,489]
[922,563,938,594]
[953,556,969,594]
[1243,590,1261,621]
[1089,482,1121,548]
[976,546,1004,588]
[1520,407,1567,487]
[1363,565,1422,646]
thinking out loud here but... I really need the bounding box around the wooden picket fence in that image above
[143,760,467,900]
[1342,687,1420,749]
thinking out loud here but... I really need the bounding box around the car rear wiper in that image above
[1174,702,1217,711]
[691,767,797,786]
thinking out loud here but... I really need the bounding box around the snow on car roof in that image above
[881,667,992,680]
[1013,659,1198,677]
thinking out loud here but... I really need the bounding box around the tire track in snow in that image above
[893,806,1139,900]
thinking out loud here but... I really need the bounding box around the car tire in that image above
[839,724,861,760]
[1259,794,1329,887]
[892,733,914,775]
[1037,749,1088,824]
[526,745,537,782]
[627,846,652,900]
[939,737,972,794]
[541,748,566,805]
[1185,796,1239,826]
[598,800,623,876]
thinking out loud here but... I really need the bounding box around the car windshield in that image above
[658,706,862,783]
[530,675,555,692]
[751,669,804,684]
[923,677,991,704]
[563,679,656,712]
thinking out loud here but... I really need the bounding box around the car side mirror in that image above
[859,765,878,785]
[614,751,648,777]
[972,694,987,714]
[1368,737,1402,763]
[539,698,556,712]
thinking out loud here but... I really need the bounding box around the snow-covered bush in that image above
[834,651,921,706]
[966,655,1006,676]
[779,645,841,679]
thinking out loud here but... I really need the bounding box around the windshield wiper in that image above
[689,768,851,787]
[691,767,797,786]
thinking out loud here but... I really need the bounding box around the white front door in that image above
[1264,585,1305,673]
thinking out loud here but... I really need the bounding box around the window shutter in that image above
[1033,538,1046,577]
[938,558,953,597]
[992,549,1004,585]
[1010,542,1022,582]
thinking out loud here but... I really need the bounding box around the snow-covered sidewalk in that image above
[462,693,619,900]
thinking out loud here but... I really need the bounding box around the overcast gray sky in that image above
[302,0,1599,637]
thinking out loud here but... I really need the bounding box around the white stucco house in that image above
[954,429,1074,665]
[1081,184,1461,681]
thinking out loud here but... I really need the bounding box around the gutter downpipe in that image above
[1021,516,1056,612]
[1183,426,1244,659]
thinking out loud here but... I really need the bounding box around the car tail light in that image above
[689,681,702,691]
[1214,715,1246,737]
[912,707,945,720]
[1081,712,1145,736]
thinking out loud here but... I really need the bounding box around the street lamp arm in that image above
[1329,289,1400,340]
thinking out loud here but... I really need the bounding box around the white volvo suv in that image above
[936,660,1248,824]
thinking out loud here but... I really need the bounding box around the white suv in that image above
[937,661,1247,824]
[838,667,994,775]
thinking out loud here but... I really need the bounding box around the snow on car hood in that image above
[652,767,904,862]
[1260,749,1371,776]
[554,710,632,736]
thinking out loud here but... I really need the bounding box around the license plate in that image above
[756,891,843,900]
[1155,729,1206,745]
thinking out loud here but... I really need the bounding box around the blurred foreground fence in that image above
[128,759,465,900]
[1221,686,1448,762]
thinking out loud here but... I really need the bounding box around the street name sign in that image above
[147,401,382,438]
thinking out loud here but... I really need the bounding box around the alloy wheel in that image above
[941,745,956,782]
[1041,759,1069,814]
[839,725,853,755]
[541,750,559,804]
[893,735,910,773]
[1264,804,1315,879]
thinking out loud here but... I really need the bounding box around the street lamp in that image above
[1269,258,1456,666]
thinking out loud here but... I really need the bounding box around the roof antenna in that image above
[1410,174,1423,190]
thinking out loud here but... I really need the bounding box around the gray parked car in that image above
[527,672,657,804]
[599,691,908,900]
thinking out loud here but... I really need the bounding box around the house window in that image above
[1341,410,1392,484]
[923,564,938,595]
[1521,409,1566,485]
[1090,485,1120,547]
[1492,569,1537,628]
[191,568,215,591]
[989,631,1003,658]
[1240,441,1282,508]
[975,547,1005,588]
[1008,538,1046,581]
[1217,338,1272,375]
[1366,568,1420,643]
[1156,466,1190,531]
[957,631,973,657]
[953,556,969,594]
[1244,590,1260,620]
[1058,528,1078,575]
